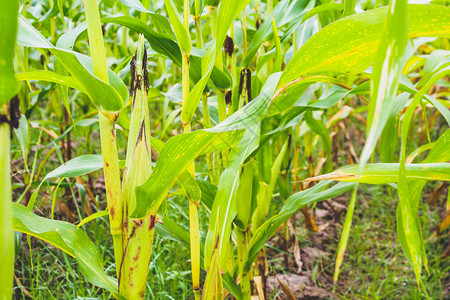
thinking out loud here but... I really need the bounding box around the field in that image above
[1,0,450,299]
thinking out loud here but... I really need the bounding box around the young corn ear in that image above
[119,35,154,299]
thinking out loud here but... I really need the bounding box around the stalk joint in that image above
[0,95,20,129]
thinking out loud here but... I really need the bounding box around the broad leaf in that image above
[17,16,126,112]
[132,73,282,220]
[276,4,450,116]
[163,0,191,55]
[245,181,355,272]
[204,125,260,269]
[305,163,450,184]
[12,203,121,298]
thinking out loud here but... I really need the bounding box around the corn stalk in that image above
[0,0,18,297]
[0,103,14,300]
[83,0,123,281]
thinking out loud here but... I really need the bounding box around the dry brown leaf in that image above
[276,276,297,300]
[254,276,265,300]
[429,182,446,204]
[293,240,302,274]
[14,274,34,299]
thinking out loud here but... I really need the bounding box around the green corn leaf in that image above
[180,45,216,124]
[12,203,122,298]
[252,139,289,231]
[43,155,104,180]
[268,75,343,116]
[243,0,292,67]
[403,128,450,272]
[117,0,176,39]
[334,0,409,283]
[245,181,355,272]
[131,73,281,220]
[276,5,450,112]
[305,163,450,184]
[216,0,252,52]
[16,71,87,95]
[204,124,260,270]
[0,0,19,105]
[281,4,450,81]
[102,16,231,89]
[343,0,355,17]
[163,0,192,55]
[181,0,256,124]
[304,111,332,171]
[54,21,89,121]
[77,211,110,228]
[131,130,244,219]
[154,215,242,299]
[178,172,202,204]
[17,16,125,113]
[27,155,104,210]
[397,67,450,285]
[302,3,344,24]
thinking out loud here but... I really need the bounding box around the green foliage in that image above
[6,0,450,299]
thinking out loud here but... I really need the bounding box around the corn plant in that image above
[3,0,450,299]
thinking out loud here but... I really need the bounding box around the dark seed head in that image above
[225,90,232,104]
[224,35,234,56]
[245,69,252,102]
[130,55,137,97]
[238,69,246,96]
[143,47,149,91]
[9,95,21,129]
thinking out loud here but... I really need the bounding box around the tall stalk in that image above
[182,1,201,298]
[0,0,18,297]
[210,5,229,175]
[0,104,14,300]
[83,0,123,276]
[236,160,254,300]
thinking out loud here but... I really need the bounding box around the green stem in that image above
[343,0,356,17]
[210,6,229,168]
[242,9,247,58]
[194,0,203,50]
[84,0,108,82]
[99,112,123,275]
[189,201,201,300]
[237,230,251,300]
[236,159,254,299]
[0,104,14,300]
[182,2,200,298]
[84,0,123,278]
[141,0,151,22]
